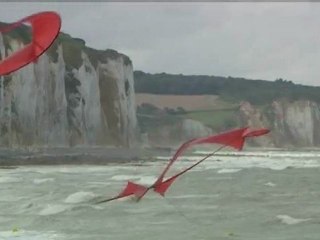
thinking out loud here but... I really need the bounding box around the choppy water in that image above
[1,150,320,240]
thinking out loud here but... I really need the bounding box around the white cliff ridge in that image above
[98,55,137,147]
[0,33,138,147]
[240,100,320,147]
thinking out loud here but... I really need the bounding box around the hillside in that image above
[135,94,238,111]
[134,71,320,105]
[134,71,320,148]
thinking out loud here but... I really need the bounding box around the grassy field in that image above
[136,93,241,131]
[135,93,237,111]
[184,108,240,130]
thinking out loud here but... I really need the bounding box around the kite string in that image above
[159,147,226,240]
[164,197,205,239]
[158,143,235,239]
[163,196,209,240]
[160,144,226,185]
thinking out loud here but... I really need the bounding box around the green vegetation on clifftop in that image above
[134,71,320,105]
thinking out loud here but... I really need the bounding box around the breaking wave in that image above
[64,191,97,204]
[39,204,69,216]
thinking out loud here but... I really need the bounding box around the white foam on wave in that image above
[91,205,104,210]
[110,175,157,186]
[0,195,27,202]
[277,215,311,225]
[168,194,219,199]
[57,166,123,173]
[87,181,112,186]
[148,220,175,225]
[217,168,241,174]
[264,182,276,187]
[158,151,320,171]
[64,191,97,204]
[200,157,320,171]
[0,177,22,183]
[136,176,157,185]
[187,205,219,210]
[39,204,69,216]
[156,156,188,161]
[110,175,140,181]
[194,150,320,158]
[0,230,60,240]
[17,165,131,175]
[33,178,55,184]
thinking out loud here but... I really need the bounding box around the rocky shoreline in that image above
[0,145,307,167]
[0,147,155,166]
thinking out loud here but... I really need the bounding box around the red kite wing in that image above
[0,11,61,75]
[98,127,270,203]
[243,128,270,138]
[154,127,270,196]
[153,147,219,196]
[96,181,149,204]
[154,127,249,185]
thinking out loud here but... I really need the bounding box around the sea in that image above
[1,149,320,240]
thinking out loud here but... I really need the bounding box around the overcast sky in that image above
[0,2,320,86]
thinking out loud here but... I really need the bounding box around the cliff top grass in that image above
[0,21,31,45]
[134,71,320,106]
[184,109,239,131]
[0,21,132,69]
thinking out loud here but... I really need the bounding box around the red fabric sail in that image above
[154,175,179,196]
[192,127,249,150]
[98,127,270,203]
[118,181,148,198]
[243,128,270,138]
[153,127,270,196]
[0,11,61,75]
[96,181,149,204]
[153,149,214,196]
[154,127,249,185]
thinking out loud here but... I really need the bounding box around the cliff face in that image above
[138,98,320,148]
[0,32,138,147]
[141,118,212,148]
[98,55,137,147]
[239,100,320,147]
[181,119,212,139]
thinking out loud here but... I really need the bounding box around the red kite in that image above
[0,11,61,75]
[97,127,270,203]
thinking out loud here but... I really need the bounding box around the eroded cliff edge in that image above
[239,100,320,148]
[0,31,138,147]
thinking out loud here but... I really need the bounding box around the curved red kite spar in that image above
[97,127,270,203]
[0,11,61,76]
[153,128,270,196]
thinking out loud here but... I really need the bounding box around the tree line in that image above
[134,71,320,105]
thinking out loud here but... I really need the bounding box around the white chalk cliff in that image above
[0,33,138,147]
[239,100,320,147]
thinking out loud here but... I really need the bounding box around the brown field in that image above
[135,93,234,111]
